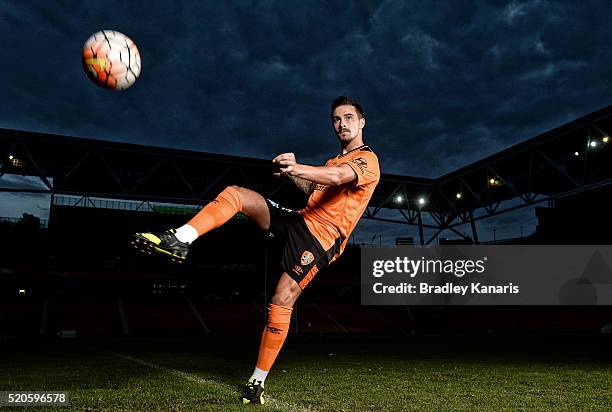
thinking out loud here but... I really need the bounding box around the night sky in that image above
[1,1,612,243]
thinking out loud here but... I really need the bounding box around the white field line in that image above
[105,350,314,412]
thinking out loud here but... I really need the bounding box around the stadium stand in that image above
[2,104,612,337]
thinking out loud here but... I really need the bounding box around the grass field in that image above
[1,334,611,411]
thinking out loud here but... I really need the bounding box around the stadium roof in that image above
[1,103,611,243]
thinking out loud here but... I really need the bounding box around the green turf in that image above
[0,335,611,411]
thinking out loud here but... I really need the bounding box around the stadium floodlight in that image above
[603,136,609,143]
[590,141,598,148]
[18,289,26,295]
[8,155,13,160]
[489,178,496,185]
[395,195,403,203]
[418,197,426,206]
[455,192,462,199]
[574,151,580,156]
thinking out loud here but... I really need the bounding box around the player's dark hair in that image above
[331,96,365,119]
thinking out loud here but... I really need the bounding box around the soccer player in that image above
[131,96,380,404]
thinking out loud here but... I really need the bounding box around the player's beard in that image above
[337,129,354,143]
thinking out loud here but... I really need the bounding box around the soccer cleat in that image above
[130,229,189,263]
[242,378,265,405]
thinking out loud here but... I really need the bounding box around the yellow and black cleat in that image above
[130,229,188,263]
[242,377,265,404]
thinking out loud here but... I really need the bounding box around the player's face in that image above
[332,105,365,144]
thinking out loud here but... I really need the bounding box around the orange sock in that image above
[187,186,242,235]
[256,304,293,372]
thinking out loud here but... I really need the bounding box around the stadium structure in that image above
[1,104,612,338]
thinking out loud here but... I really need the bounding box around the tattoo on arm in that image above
[289,175,315,195]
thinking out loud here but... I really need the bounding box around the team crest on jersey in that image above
[351,157,368,174]
[301,251,314,266]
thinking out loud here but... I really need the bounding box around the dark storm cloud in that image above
[0,175,50,191]
[354,0,612,176]
[1,1,611,177]
[0,175,52,219]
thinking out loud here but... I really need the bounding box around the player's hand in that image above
[272,152,298,176]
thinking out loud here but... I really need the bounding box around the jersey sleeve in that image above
[342,151,380,186]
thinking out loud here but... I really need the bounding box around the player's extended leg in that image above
[188,185,271,233]
[243,273,301,404]
[130,185,270,262]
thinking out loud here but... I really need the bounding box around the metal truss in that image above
[347,105,612,244]
[1,104,611,245]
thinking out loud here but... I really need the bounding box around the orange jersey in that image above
[298,145,380,257]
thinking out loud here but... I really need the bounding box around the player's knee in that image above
[226,185,244,197]
[270,294,293,307]
[271,288,301,307]
[220,185,244,209]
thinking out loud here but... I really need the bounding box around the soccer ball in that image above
[82,30,141,90]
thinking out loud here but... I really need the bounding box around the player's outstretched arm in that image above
[272,152,356,187]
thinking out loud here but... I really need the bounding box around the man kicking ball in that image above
[130,96,380,404]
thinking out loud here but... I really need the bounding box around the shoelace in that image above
[247,379,261,389]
